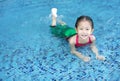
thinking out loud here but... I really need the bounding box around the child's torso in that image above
[75,34,92,47]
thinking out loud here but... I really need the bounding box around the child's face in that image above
[76,20,93,39]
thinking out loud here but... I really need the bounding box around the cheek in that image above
[77,30,82,34]
[88,31,93,34]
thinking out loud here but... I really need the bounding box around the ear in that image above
[75,27,78,33]
[91,29,94,33]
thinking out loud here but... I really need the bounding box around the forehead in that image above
[78,20,92,28]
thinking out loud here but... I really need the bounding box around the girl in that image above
[50,8,105,62]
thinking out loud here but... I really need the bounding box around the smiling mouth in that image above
[80,35,88,39]
[81,35,88,37]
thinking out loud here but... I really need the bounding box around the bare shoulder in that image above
[90,35,96,42]
[68,35,76,45]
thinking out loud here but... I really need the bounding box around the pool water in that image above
[0,0,120,81]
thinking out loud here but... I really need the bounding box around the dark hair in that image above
[75,15,94,29]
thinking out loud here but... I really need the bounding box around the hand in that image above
[82,56,91,62]
[96,55,105,61]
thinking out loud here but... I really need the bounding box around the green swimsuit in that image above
[50,24,77,38]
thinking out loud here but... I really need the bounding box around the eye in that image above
[86,28,89,30]
[79,28,83,30]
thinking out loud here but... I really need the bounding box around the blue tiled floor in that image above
[0,0,120,81]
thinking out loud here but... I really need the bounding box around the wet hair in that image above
[75,15,94,29]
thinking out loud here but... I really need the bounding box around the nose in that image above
[83,30,86,33]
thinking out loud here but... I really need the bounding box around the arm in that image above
[68,38,90,62]
[70,43,84,59]
[90,36,105,60]
[90,41,99,56]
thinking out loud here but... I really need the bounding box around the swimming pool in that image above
[0,0,120,81]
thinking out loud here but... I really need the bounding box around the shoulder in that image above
[68,35,76,45]
[90,35,96,42]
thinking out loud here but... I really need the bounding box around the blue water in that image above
[0,0,120,81]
